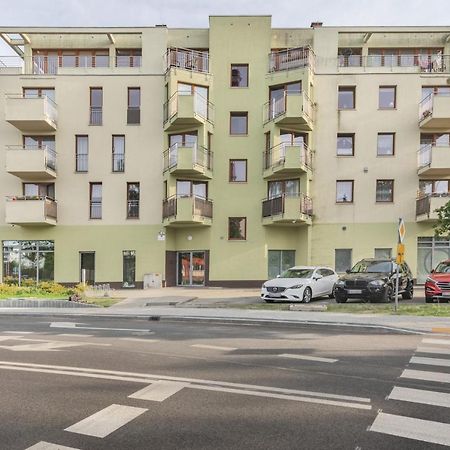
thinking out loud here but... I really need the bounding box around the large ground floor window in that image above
[2,240,54,284]
[417,237,450,284]
[268,250,295,279]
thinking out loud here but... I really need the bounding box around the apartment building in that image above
[0,17,449,287]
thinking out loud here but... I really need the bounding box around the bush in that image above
[0,280,78,298]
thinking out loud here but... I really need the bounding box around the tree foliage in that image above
[434,201,450,236]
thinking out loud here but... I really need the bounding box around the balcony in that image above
[263,143,312,179]
[263,91,314,131]
[416,194,450,222]
[5,145,56,180]
[5,94,57,131]
[417,144,450,177]
[165,47,209,74]
[269,47,314,73]
[419,93,450,129]
[163,91,214,132]
[162,195,213,227]
[262,194,312,226]
[5,196,57,226]
[163,144,213,179]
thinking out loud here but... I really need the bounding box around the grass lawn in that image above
[84,297,123,308]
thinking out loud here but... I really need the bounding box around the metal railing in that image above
[262,193,313,218]
[89,107,102,125]
[6,144,56,171]
[6,93,58,125]
[163,143,213,172]
[416,192,450,216]
[165,47,209,73]
[5,195,57,219]
[127,200,139,219]
[90,200,102,219]
[263,142,312,171]
[163,91,215,124]
[115,55,141,68]
[338,54,450,72]
[112,154,125,172]
[76,154,88,172]
[419,92,450,123]
[263,91,314,124]
[162,195,213,220]
[269,47,314,73]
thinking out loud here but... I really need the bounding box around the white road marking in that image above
[0,360,370,408]
[129,381,189,402]
[57,334,93,338]
[191,344,237,351]
[416,346,450,355]
[0,336,22,341]
[279,353,338,363]
[422,338,450,346]
[65,403,147,438]
[410,356,450,367]
[50,322,152,333]
[389,386,450,408]
[0,342,88,352]
[370,412,450,446]
[401,369,450,384]
[2,331,34,334]
[26,441,81,450]
[120,338,160,343]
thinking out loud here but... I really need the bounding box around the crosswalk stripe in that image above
[120,338,160,343]
[416,346,450,356]
[370,412,450,446]
[129,381,189,402]
[278,353,337,363]
[2,331,33,334]
[389,386,450,408]
[422,338,450,347]
[65,404,147,438]
[57,334,93,338]
[191,344,237,351]
[25,442,81,450]
[401,369,450,384]
[410,356,450,368]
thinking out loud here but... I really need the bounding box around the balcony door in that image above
[177,251,205,286]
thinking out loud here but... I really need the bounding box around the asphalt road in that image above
[0,316,449,449]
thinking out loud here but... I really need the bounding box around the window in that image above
[336,180,354,203]
[23,183,55,199]
[231,64,249,87]
[176,180,207,198]
[268,250,295,279]
[379,86,396,109]
[127,87,140,124]
[23,87,55,101]
[338,48,362,67]
[376,180,394,202]
[116,49,142,67]
[419,180,450,196]
[230,112,248,135]
[421,133,450,147]
[335,249,352,273]
[80,252,95,284]
[280,130,307,146]
[229,160,247,182]
[269,82,302,119]
[169,132,198,147]
[268,179,299,198]
[75,135,88,172]
[112,135,125,172]
[90,87,102,125]
[228,217,246,240]
[337,134,354,156]
[377,133,395,156]
[127,183,140,219]
[90,183,102,219]
[338,86,355,109]
[375,248,392,259]
[123,250,136,288]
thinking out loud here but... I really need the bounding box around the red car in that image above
[425,260,450,303]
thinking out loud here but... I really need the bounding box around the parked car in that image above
[261,266,339,303]
[334,258,414,303]
[425,260,450,303]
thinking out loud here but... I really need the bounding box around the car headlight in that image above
[425,277,437,285]
[335,280,345,287]
[369,280,385,287]
[262,284,267,289]
[288,284,303,290]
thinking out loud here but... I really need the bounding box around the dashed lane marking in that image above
[120,338,160,343]
[191,344,237,351]
[279,353,338,363]
[56,334,93,338]
[129,381,189,402]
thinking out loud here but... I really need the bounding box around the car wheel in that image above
[335,295,347,304]
[328,286,336,299]
[402,282,414,300]
[302,287,312,303]
[425,296,434,304]
[381,285,394,303]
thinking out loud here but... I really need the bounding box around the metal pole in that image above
[394,261,400,313]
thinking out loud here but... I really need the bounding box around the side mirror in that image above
[276,274,281,278]
[345,269,351,274]
[314,274,323,281]
[431,269,435,274]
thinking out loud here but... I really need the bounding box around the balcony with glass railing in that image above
[163,91,214,131]
[419,93,450,129]
[5,93,57,131]
[163,143,213,179]
[5,196,57,226]
[417,144,450,176]
[263,142,312,179]
[162,195,213,226]
[416,193,450,222]
[263,91,314,131]
[262,193,312,226]
[6,145,56,180]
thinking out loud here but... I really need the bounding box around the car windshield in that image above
[435,262,450,273]
[350,260,392,273]
[280,269,314,278]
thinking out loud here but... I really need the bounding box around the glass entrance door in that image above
[177,251,205,286]
[80,252,95,284]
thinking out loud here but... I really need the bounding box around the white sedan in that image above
[261,266,339,303]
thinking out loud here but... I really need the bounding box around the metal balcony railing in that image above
[127,200,140,219]
[263,91,314,124]
[263,142,312,171]
[112,154,125,172]
[76,154,88,172]
[419,92,450,123]
[262,193,313,218]
[162,195,213,220]
[6,195,58,219]
[89,107,102,125]
[165,47,209,73]
[163,143,213,172]
[6,144,56,171]
[163,91,215,124]
[268,47,314,73]
[416,192,450,216]
[90,200,102,219]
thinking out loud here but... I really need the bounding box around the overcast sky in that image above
[1,0,450,54]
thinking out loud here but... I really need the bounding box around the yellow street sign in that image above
[398,219,406,243]
[396,243,405,264]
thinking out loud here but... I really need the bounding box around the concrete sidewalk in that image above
[0,305,449,334]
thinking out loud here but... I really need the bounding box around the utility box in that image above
[143,273,162,289]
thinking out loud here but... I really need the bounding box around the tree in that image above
[434,201,450,236]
